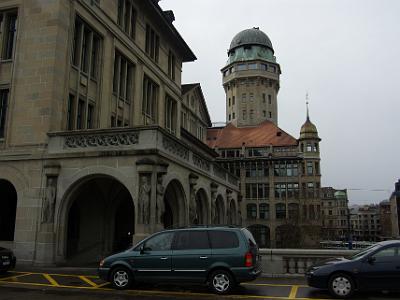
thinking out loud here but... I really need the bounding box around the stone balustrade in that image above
[259,248,358,276]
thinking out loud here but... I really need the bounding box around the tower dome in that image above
[300,118,319,140]
[229,27,274,54]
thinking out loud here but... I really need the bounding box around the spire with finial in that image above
[306,92,310,121]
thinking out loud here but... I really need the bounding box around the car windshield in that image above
[348,244,380,260]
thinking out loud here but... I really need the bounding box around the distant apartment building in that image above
[379,200,392,239]
[350,205,381,241]
[390,179,400,238]
[321,188,349,240]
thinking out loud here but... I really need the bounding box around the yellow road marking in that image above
[78,275,99,288]
[0,279,336,300]
[9,271,98,279]
[288,285,299,299]
[95,282,110,288]
[243,282,308,288]
[0,272,32,282]
[43,273,60,286]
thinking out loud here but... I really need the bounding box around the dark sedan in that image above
[0,247,16,273]
[306,240,400,298]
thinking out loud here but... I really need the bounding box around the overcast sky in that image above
[160,0,400,205]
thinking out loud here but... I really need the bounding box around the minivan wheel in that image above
[328,273,355,298]
[111,267,133,290]
[209,270,234,294]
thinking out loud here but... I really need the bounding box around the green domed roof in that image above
[300,118,319,140]
[229,27,274,53]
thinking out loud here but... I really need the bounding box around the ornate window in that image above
[247,204,257,219]
[275,203,286,219]
[165,95,177,135]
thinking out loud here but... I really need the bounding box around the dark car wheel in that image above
[111,266,133,290]
[328,273,355,298]
[209,270,234,294]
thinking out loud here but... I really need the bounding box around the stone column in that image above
[210,182,218,225]
[189,174,198,225]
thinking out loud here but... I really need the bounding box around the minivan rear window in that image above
[242,228,257,248]
[174,231,210,250]
[209,231,239,249]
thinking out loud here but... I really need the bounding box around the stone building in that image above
[0,0,239,266]
[320,187,349,241]
[207,28,323,248]
[390,179,400,238]
[350,205,381,242]
[379,200,392,240]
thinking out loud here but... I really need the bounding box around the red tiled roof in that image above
[207,121,298,148]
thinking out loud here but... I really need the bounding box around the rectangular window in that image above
[250,109,254,119]
[307,162,313,175]
[174,231,210,250]
[113,51,135,103]
[72,16,102,77]
[242,110,246,120]
[262,93,266,103]
[165,95,177,134]
[67,94,75,130]
[232,96,235,105]
[242,93,246,102]
[249,93,254,101]
[117,0,136,39]
[76,99,85,130]
[145,24,159,62]
[209,231,239,249]
[268,94,272,104]
[142,75,159,124]
[0,89,9,138]
[2,11,17,60]
[237,64,247,71]
[168,50,176,80]
[87,103,94,129]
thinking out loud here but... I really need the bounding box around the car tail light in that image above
[245,252,253,267]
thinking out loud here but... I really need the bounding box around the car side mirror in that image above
[367,256,376,264]
[140,245,151,254]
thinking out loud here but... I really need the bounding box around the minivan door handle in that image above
[199,256,208,259]
[160,257,168,260]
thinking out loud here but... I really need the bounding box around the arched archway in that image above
[248,224,270,248]
[0,179,17,241]
[63,176,134,265]
[276,224,301,248]
[194,188,209,225]
[163,179,186,229]
[214,195,225,225]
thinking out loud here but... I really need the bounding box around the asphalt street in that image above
[0,269,399,300]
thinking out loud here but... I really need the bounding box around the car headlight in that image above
[99,259,105,267]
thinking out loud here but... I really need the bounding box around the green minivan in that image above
[98,226,261,294]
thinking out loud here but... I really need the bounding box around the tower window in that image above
[232,96,235,105]
[228,114,231,121]
[168,50,176,80]
[263,110,266,117]
[268,94,272,104]
[269,111,272,118]
[250,110,254,119]
[248,63,257,70]
[237,64,246,71]
[232,112,235,119]
[228,98,231,106]
[262,93,266,103]
[242,93,246,102]
[243,110,246,120]
[1,11,17,60]
[249,93,254,101]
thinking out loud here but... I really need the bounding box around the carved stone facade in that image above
[0,0,239,266]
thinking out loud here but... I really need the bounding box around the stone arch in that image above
[276,224,301,248]
[194,188,209,225]
[56,172,135,265]
[248,224,270,248]
[214,195,225,225]
[163,178,187,229]
[0,179,17,241]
